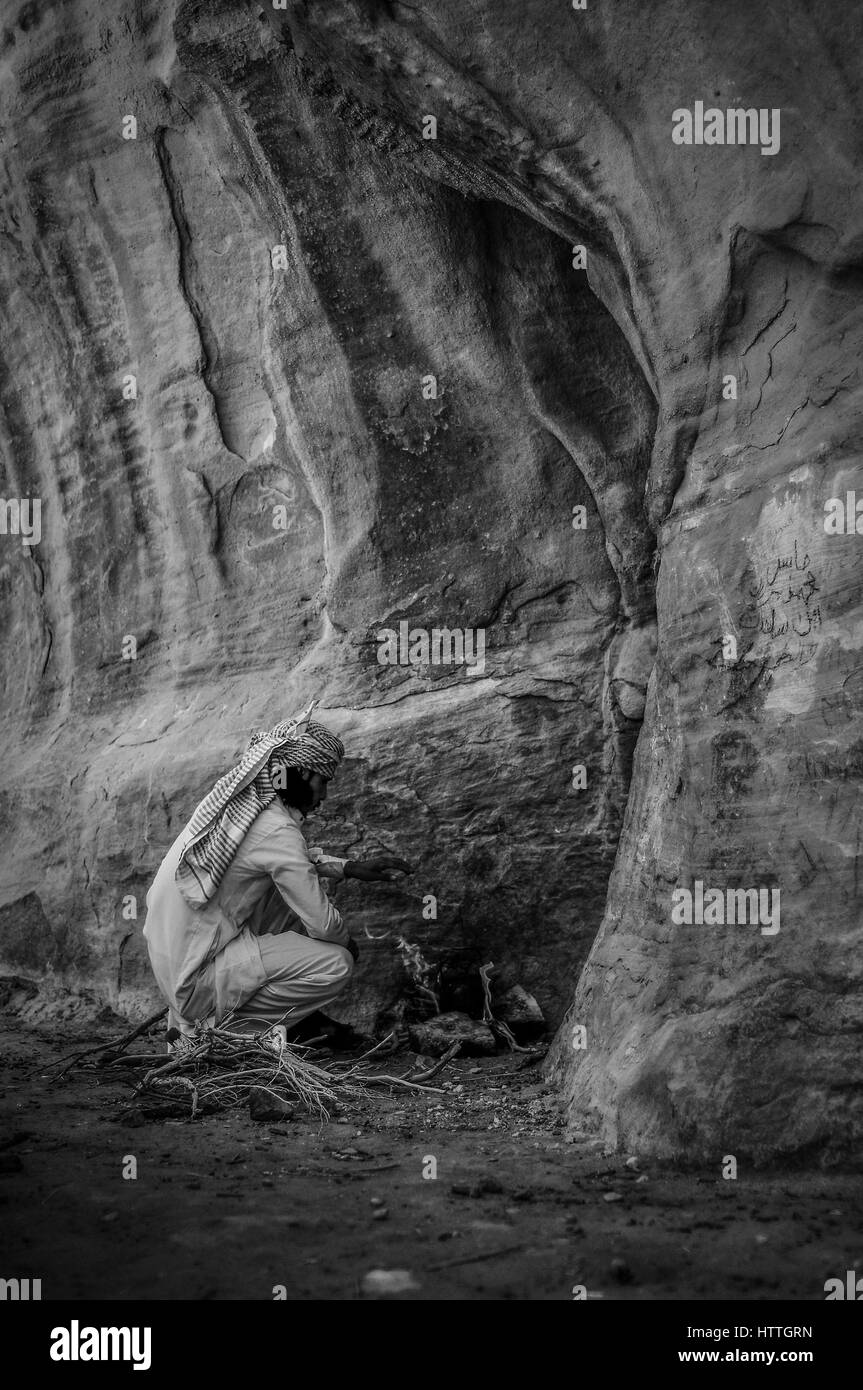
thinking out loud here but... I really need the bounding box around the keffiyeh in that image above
[174,701,345,908]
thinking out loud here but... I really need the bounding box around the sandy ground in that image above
[1,1016,860,1302]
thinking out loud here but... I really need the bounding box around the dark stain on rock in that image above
[710,730,759,805]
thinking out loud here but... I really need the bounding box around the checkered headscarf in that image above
[174,702,344,908]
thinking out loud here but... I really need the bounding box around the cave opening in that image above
[354,185,661,1044]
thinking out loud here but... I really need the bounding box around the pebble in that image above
[603,1191,623,1202]
[372,1207,389,1221]
[370,1196,384,1207]
[361,1269,419,1296]
[248,1087,294,1122]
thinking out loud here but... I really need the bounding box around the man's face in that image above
[305,772,329,811]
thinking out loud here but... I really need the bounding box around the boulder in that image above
[408,1012,497,1057]
[495,985,546,1039]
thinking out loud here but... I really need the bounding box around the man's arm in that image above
[256,830,350,947]
[308,850,414,885]
[329,858,413,961]
[343,857,414,883]
[274,850,413,961]
[308,846,348,881]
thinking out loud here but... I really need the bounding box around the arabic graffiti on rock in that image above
[742,539,822,669]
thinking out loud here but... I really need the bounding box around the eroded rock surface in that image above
[0,0,860,1159]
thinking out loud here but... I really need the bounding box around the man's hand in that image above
[344,856,414,883]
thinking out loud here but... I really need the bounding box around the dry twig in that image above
[46,1007,169,1080]
[44,1014,452,1117]
[363,1074,445,1094]
[405,1040,461,1082]
[133,1023,346,1119]
[479,963,529,1052]
[428,1243,525,1273]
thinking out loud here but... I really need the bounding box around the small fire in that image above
[395,936,440,1014]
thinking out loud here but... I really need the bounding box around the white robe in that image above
[143,800,351,1034]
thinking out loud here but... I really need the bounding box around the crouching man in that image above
[143,704,412,1039]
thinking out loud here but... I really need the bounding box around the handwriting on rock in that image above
[742,540,822,667]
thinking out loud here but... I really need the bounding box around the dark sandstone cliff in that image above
[0,0,861,1161]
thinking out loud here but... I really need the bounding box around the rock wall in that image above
[0,0,860,1159]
